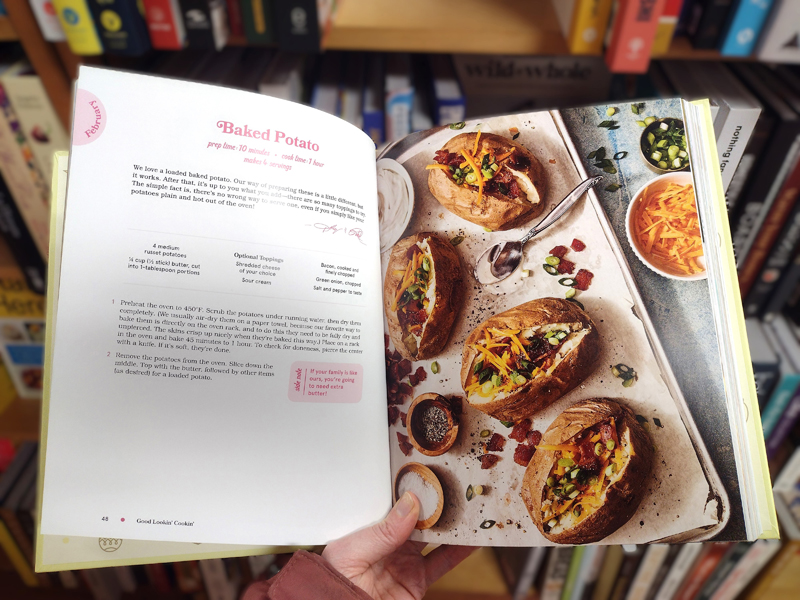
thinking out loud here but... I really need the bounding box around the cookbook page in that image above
[378,99,742,546]
[40,66,390,546]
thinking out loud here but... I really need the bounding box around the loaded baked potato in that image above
[461,298,600,422]
[522,398,653,545]
[384,232,463,360]
[426,132,546,231]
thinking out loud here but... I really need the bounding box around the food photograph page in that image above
[378,98,744,546]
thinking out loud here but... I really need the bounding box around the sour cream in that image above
[377,159,414,254]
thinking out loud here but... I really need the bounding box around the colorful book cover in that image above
[87,0,151,55]
[720,0,775,56]
[756,0,800,63]
[52,0,103,55]
[141,0,186,50]
[224,0,242,36]
[28,0,67,42]
[605,0,668,73]
[652,0,684,56]
[552,0,615,55]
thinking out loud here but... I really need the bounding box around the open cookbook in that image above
[36,66,777,571]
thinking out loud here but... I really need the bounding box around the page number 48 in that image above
[102,516,108,521]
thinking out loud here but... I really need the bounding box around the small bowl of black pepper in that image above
[406,393,459,456]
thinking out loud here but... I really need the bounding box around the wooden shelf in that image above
[0,397,40,443]
[325,0,569,55]
[0,16,18,41]
[658,36,754,61]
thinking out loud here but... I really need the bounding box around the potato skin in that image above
[522,399,654,545]
[427,132,546,231]
[384,232,463,360]
[461,298,600,421]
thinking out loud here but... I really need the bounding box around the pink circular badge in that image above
[72,89,107,146]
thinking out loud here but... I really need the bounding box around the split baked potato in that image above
[461,298,600,422]
[384,232,463,360]
[521,398,654,545]
[427,132,546,231]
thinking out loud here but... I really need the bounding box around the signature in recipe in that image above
[309,223,365,245]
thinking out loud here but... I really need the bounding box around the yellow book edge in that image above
[691,100,779,540]
[35,152,305,572]
[1,520,38,586]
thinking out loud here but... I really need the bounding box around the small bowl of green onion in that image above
[639,118,690,174]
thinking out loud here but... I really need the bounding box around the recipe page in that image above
[40,66,390,545]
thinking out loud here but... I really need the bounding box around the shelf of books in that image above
[3,1,800,600]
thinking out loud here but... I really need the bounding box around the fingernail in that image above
[395,492,415,517]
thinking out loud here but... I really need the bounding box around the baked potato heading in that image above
[384,232,463,360]
[461,298,600,422]
[426,132,546,231]
[522,398,654,545]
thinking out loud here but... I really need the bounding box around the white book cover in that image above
[653,544,704,600]
[626,544,670,600]
[258,53,305,102]
[28,0,67,42]
[757,0,800,63]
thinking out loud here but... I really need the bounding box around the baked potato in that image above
[522,398,654,545]
[427,132,546,231]
[461,298,600,422]
[384,232,463,360]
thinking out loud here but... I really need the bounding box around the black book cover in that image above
[87,0,152,56]
[179,0,216,48]
[691,0,735,49]
[274,0,320,52]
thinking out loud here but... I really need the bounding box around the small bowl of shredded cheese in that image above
[625,172,707,281]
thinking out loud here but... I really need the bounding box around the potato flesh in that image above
[545,429,632,534]
[467,323,588,405]
[404,239,436,355]
[505,166,541,205]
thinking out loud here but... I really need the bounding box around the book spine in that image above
[87,0,151,55]
[225,0,243,36]
[28,0,67,41]
[561,546,585,600]
[691,0,735,49]
[240,0,274,44]
[0,507,35,566]
[739,159,800,299]
[52,0,104,55]
[725,110,775,215]
[626,545,671,600]
[719,0,774,56]
[605,0,668,74]
[715,109,761,196]
[514,547,547,600]
[766,388,800,457]
[762,251,800,316]
[761,373,800,438]
[141,0,185,49]
[653,544,704,600]
[0,521,37,586]
[673,544,731,600]
[542,548,574,600]
[695,543,750,600]
[113,566,137,594]
[199,559,237,600]
[643,546,681,600]
[178,0,215,48]
[0,176,46,294]
[81,568,122,600]
[568,0,614,55]
[609,548,644,600]
[274,0,320,52]
[0,86,49,261]
[756,0,800,63]
[362,54,385,145]
[709,540,782,600]
[651,0,684,56]
[0,72,69,189]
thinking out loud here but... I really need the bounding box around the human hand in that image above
[322,492,475,600]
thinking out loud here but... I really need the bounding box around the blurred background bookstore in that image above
[2,0,800,598]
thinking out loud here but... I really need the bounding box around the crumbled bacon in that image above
[487,433,506,452]
[550,245,569,258]
[480,454,499,469]
[513,444,536,467]
[509,418,532,442]
[571,239,586,252]
[397,359,412,380]
[414,366,427,382]
[388,406,400,426]
[599,423,614,443]
[408,372,419,386]
[384,334,390,348]
[433,150,462,167]
[577,438,600,473]
[399,411,407,428]
[575,269,594,291]
[397,432,414,456]
[526,430,542,446]
[398,382,413,398]
[557,258,575,274]
[449,396,463,417]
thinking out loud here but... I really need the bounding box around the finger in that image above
[324,492,420,568]
[424,544,477,586]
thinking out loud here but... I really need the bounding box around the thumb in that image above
[324,492,420,569]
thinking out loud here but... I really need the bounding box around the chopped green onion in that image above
[545,256,561,266]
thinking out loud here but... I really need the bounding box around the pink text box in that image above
[288,362,363,403]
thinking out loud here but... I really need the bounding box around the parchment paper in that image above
[382,111,720,546]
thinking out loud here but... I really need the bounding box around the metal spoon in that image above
[474,176,604,284]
